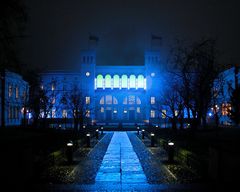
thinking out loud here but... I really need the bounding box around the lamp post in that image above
[168,141,175,163]
[86,133,91,147]
[101,126,103,135]
[137,126,140,135]
[66,141,73,164]
[96,129,99,140]
[151,133,155,147]
[142,129,145,140]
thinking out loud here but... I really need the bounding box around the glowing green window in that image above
[121,75,127,88]
[129,75,136,88]
[138,75,144,88]
[113,75,120,88]
[97,75,103,88]
[105,74,111,88]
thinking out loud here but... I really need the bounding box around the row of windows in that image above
[8,106,20,119]
[8,83,27,100]
[100,107,141,113]
[99,95,142,105]
[95,74,146,89]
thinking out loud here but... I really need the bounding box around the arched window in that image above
[136,97,141,104]
[137,75,144,88]
[121,75,128,88]
[97,74,103,88]
[113,96,118,104]
[129,75,136,88]
[106,95,112,104]
[100,96,104,104]
[113,75,120,88]
[105,74,111,88]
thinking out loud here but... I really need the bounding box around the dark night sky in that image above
[20,0,240,71]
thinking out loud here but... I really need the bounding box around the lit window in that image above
[52,109,56,118]
[51,97,56,104]
[105,74,111,88]
[150,97,155,104]
[86,72,90,77]
[101,107,104,113]
[137,107,140,113]
[15,86,19,99]
[51,83,55,91]
[86,96,90,104]
[8,84,13,97]
[174,110,178,116]
[62,110,67,118]
[100,97,104,104]
[113,97,118,104]
[222,103,231,116]
[137,75,144,88]
[113,75,120,88]
[86,110,90,117]
[150,110,155,118]
[113,109,117,113]
[123,97,127,104]
[162,110,166,118]
[128,95,135,104]
[129,75,136,88]
[121,75,128,88]
[106,95,112,104]
[97,74,103,88]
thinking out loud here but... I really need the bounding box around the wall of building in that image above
[0,71,29,127]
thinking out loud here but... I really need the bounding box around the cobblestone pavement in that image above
[95,132,147,184]
[33,131,215,191]
[71,132,114,184]
[127,132,176,184]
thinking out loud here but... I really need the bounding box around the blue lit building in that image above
[0,71,29,126]
[40,50,165,125]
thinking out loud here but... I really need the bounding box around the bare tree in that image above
[61,84,93,131]
[168,38,223,129]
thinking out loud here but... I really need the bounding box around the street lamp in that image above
[101,126,103,135]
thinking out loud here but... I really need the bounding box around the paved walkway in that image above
[95,132,147,184]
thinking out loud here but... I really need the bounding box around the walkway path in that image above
[95,132,147,183]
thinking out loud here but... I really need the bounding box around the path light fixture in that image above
[142,129,145,140]
[137,126,140,135]
[86,133,91,147]
[168,140,175,163]
[151,133,155,147]
[66,141,73,164]
[101,126,104,135]
[96,129,99,140]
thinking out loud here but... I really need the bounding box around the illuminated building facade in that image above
[41,50,164,125]
[0,71,29,126]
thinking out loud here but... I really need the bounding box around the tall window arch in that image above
[129,75,136,88]
[121,75,128,88]
[113,75,120,88]
[97,74,103,88]
[137,75,144,88]
[105,74,111,88]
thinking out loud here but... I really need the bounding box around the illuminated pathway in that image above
[95,132,147,183]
